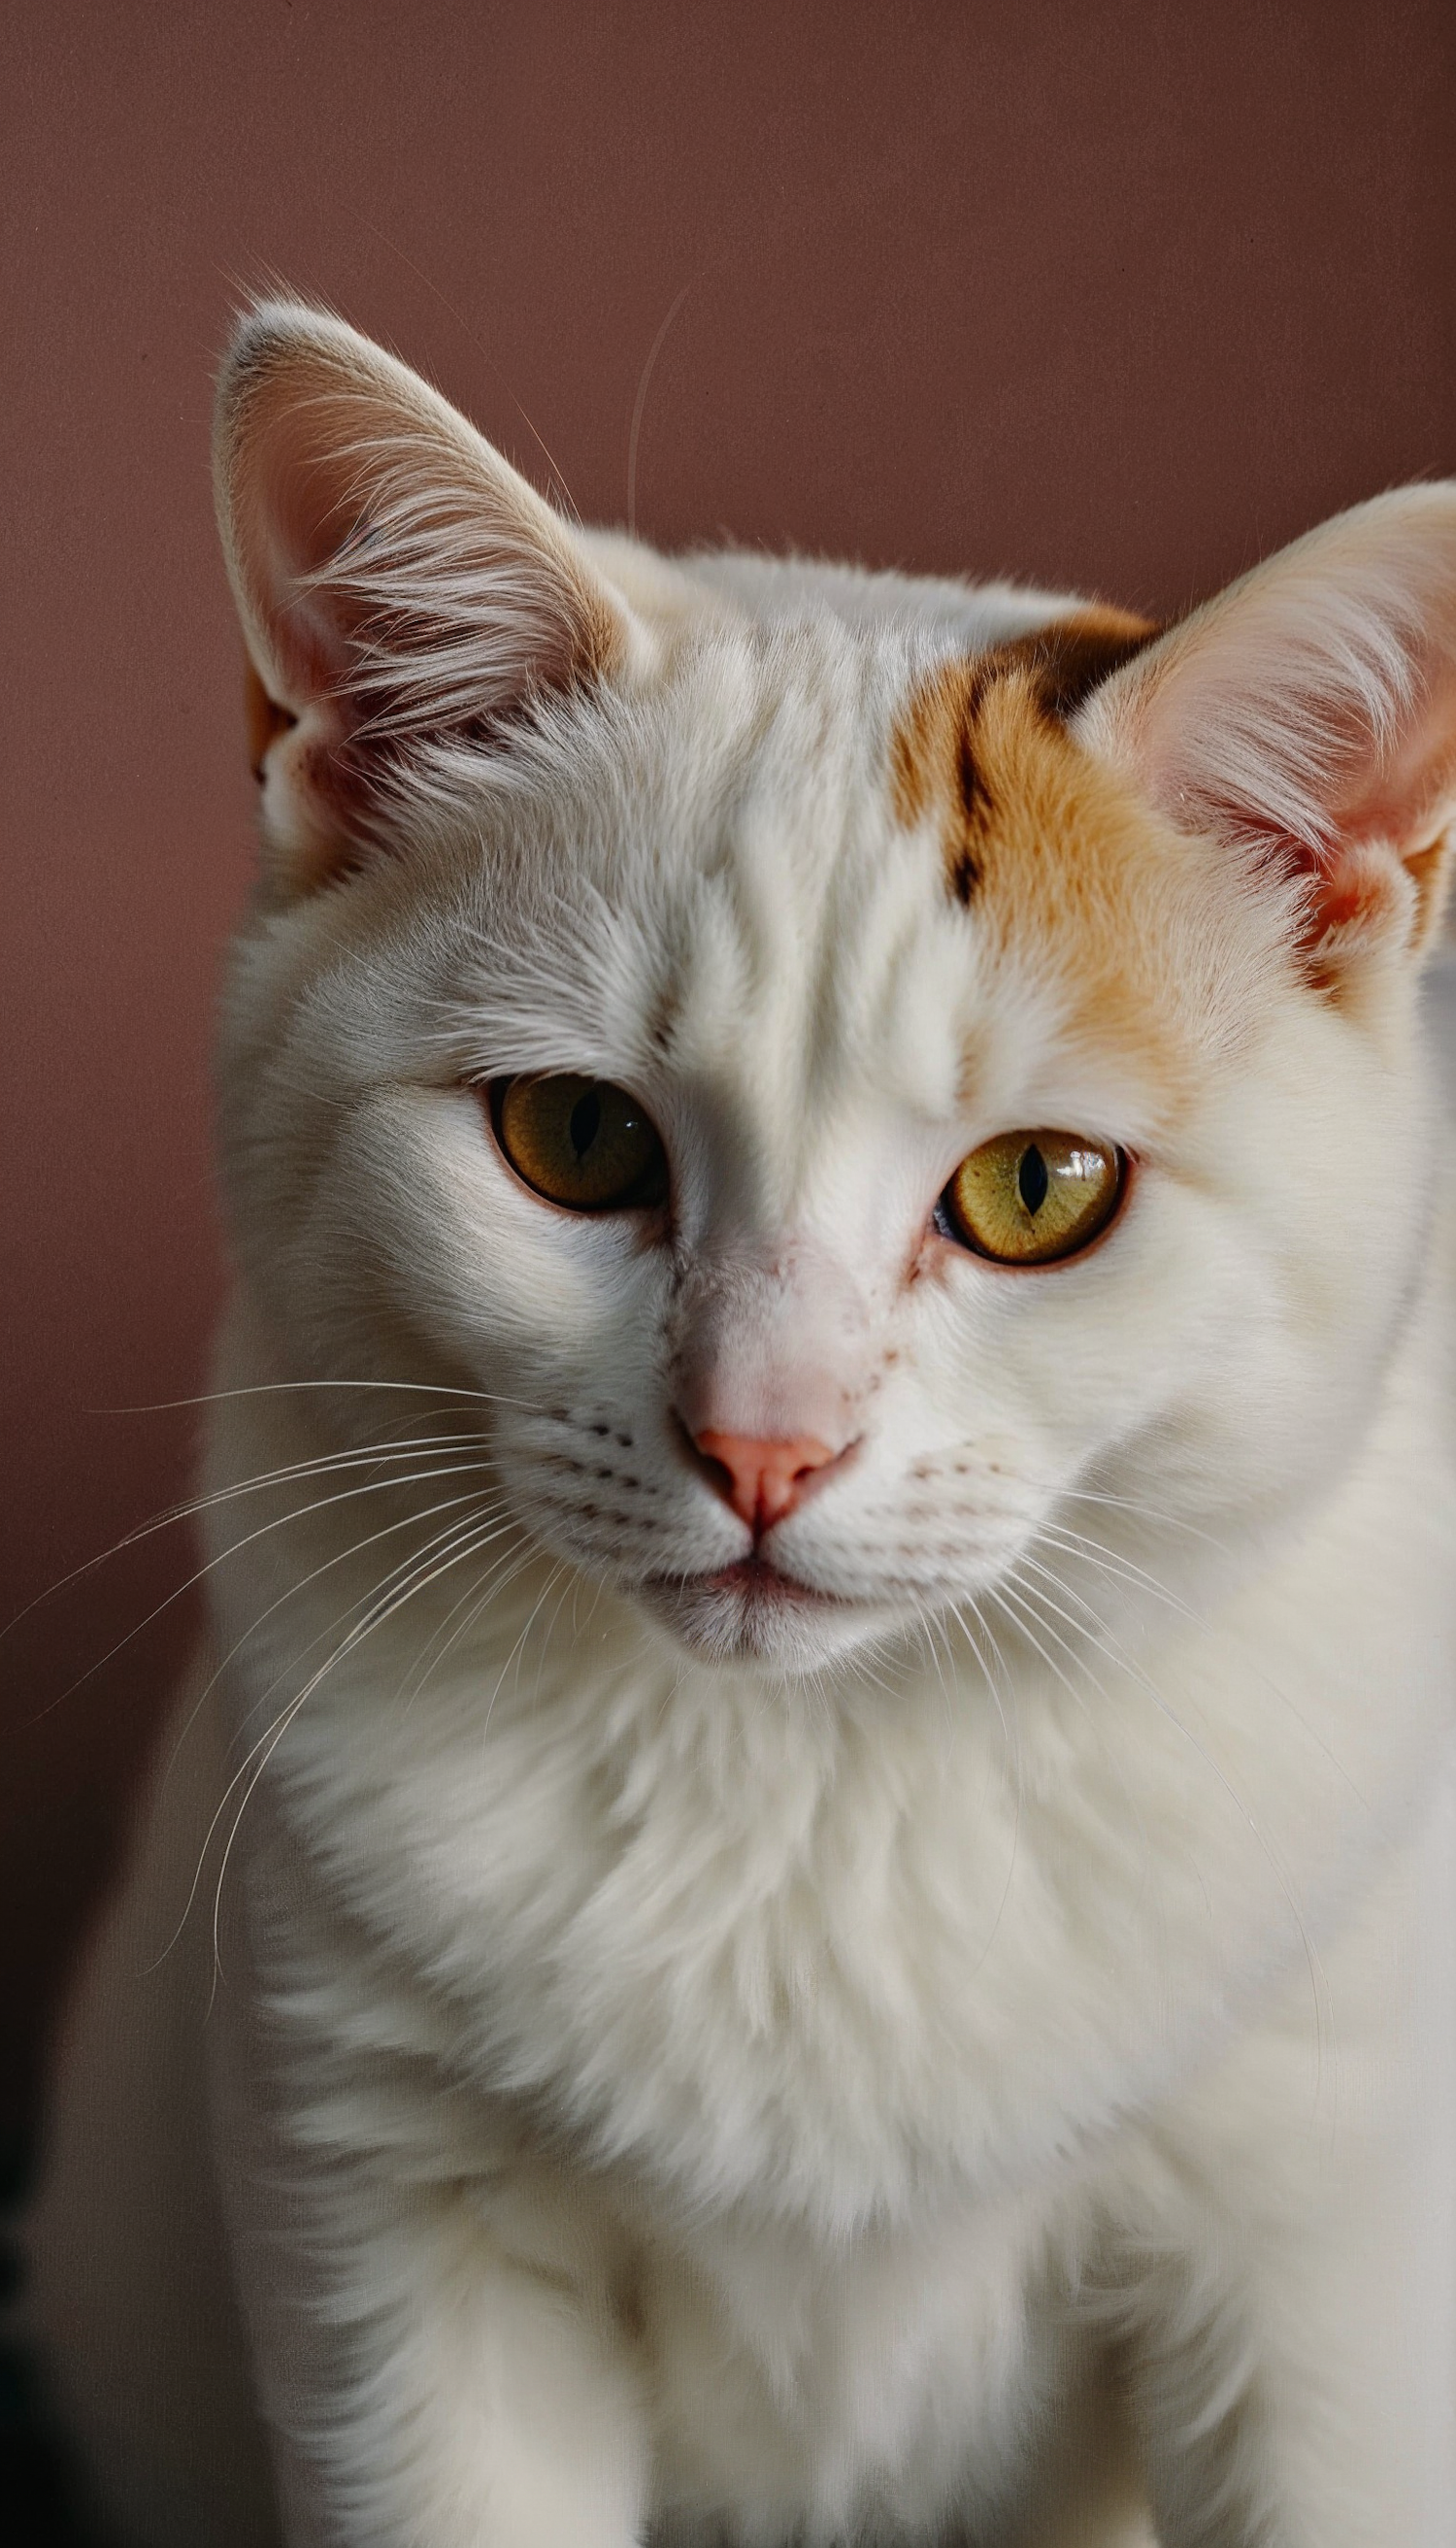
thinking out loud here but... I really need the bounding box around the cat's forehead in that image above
[387,612,1282,1175]
[511,621,1264,1121]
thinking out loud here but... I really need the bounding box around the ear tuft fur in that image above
[214,300,631,891]
[1075,486,1456,980]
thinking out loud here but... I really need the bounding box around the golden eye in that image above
[943,1131,1123,1265]
[491,1075,669,1212]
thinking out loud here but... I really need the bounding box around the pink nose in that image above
[691,1429,841,1533]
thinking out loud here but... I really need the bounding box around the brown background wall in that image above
[3,0,1453,2131]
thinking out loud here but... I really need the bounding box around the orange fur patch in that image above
[887,612,1272,1113]
[890,611,1158,909]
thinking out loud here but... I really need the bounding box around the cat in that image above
[22,300,1456,2548]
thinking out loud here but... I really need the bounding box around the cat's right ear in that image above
[214,301,639,893]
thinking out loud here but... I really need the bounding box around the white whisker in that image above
[1000,1554,1337,2092]
[155,1495,513,1968]
[159,1485,511,1802]
[6,1429,493,1658]
[35,1453,503,1720]
[944,1594,1023,1974]
[204,1506,533,1989]
[992,1568,1157,1910]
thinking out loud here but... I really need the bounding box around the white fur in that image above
[24,310,1456,2548]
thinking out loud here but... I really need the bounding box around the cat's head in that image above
[212,303,1456,1679]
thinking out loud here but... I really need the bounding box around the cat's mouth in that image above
[640,1554,875,1666]
[705,1554,840,1602]
[653,1552,850,1607]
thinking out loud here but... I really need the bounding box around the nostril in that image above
[693,1439,739,1506]
[685,1426,846,1532]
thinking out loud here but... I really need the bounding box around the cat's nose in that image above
[689,1429,842,1534]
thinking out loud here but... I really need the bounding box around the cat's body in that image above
[24,308,1456,2545]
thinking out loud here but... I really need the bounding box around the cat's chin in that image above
[637,1556,889,1672]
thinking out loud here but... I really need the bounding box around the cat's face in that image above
[213,306,1455,1681]
[217,624,1432,1682]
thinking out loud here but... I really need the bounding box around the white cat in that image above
[24,303,1456,2548]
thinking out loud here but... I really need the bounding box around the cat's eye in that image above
[941,1131,1123,1265]
[490,1075,670,1213]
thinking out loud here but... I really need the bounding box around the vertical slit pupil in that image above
[569,1090,603,1159]
[1017,1143,1049,1214]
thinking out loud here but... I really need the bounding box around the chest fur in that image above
[240,1573,1394,2234]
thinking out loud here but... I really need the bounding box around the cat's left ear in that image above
[1075,487,1456,985]
[215,300,642,892]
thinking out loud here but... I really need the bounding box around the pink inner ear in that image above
[1305,843,1415,964]
[1336,658,1456,860]
[232,382,381,711]
[1319,855,1384,935]
[215,306,637,896]
[1076,486,1456,978]
[1310,657,1456,952]
[1118,633,1456,967]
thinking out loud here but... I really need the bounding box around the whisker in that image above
[944,1595,1023,1974]
[227,1523,531,1795]
[1034,1520,1199,1621]
[205,1506,531,1987]
[159,1485,511,1798]
[479,1560,569,1746]
[4,1429,494,1643]
[153,1495,514,1967]
[392,1523,539,1717]
[1051,1487,1228,1553]
[917,1607,961,1768]
[220,1498,517,1755]
[991,1569,1156,1908]
[93,1379,542,1417]
[1029,1518,1380,1835]
[29,1454,503,1722]
[1000,1555,1337,2092]
[626,280,695,538]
